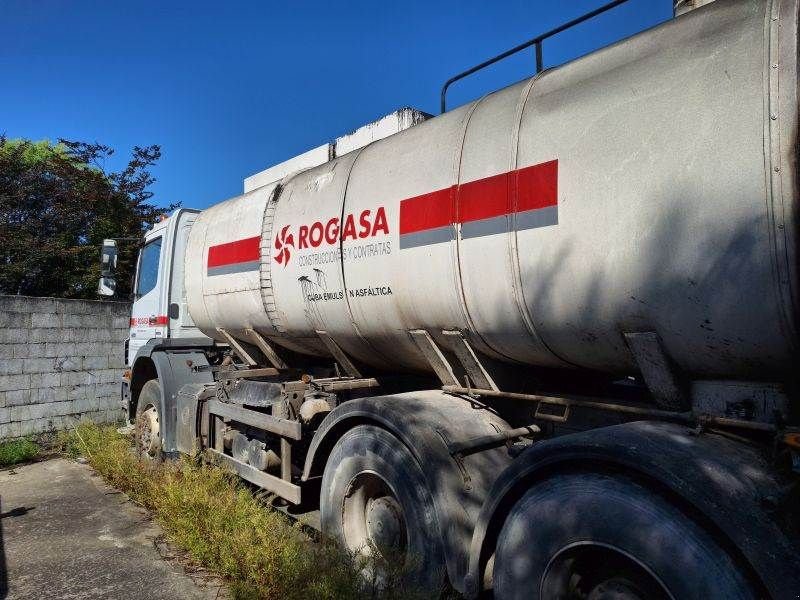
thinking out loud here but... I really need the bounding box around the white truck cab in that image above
[121,209,207,365]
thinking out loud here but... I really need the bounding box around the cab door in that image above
[128,233,166,364]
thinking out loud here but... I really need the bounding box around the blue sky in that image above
[2,1,671,210]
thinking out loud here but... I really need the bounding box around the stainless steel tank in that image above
[186,0,798,382]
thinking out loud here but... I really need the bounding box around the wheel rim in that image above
[541,542,673,600]
[341,470,407,560]
[136,405,160,458]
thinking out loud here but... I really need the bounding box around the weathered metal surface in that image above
[209,448,302,505]
[691,379,790,423]
[624,331,688,410]
[247,440,281,471]
[314,377,378,392]
[217,379,284,410]
[408,329,459,386]
[183,0,799,400]
[216,328,258,366]
[442,330,499,391]
[243,328,288,369]
[184,185,277,347]
[175,383,214,454]
[206,398,302,440]
[446,425,540,458]
[315,330,361,378]
[443,385,779,433]
[280,438,292,482]
[217,367,281,380]
[230,431,250,463]
[464,421,800,599]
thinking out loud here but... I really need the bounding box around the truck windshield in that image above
[136,237,162,298]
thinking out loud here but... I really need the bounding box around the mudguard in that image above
[302,390,515,595]
[130,339,214,454]
[464,421,800,599]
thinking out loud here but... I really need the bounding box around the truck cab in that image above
[99,208,211,426]
[125,209,207,365]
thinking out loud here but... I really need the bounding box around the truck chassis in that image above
[123,327,800,599]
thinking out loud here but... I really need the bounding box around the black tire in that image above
[320,424,446,592]
[494,472,755,600]
[134,379,163,460]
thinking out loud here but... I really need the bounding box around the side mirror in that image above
[100,239,118,277]
[98,276,116,297]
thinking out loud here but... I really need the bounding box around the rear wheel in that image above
[135,379,162,460]
[493,472,755,600]
[320,425,445,592]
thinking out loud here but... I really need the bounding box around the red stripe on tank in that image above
[515,159,558,212]
[398,159,558,235]
[458,171,509,223]
[399,187,455,235]
[207,235,261,267]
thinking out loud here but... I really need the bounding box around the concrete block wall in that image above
[0,295,131,439]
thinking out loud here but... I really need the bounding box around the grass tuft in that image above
[59,422,436,600]
[0,436,40,467]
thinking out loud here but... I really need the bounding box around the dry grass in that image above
[58,422,435,600]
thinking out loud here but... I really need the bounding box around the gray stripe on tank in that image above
[516,205,558,231]
[460,215,509,239]
[399,226,454,249]
[207,260,261,276]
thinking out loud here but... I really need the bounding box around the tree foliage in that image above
[0,136,174,298]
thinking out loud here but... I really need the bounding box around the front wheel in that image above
[320,425,446,593]
[493,472,755,600]
[134,379,163,460]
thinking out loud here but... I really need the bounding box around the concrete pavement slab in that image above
[0,458,225,599]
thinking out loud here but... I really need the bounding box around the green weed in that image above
[0,436,40,467]
[61,422,435,600]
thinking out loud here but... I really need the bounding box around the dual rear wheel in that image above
[320,426,755,599]
[492,473,754,600]
[320,425,446,593]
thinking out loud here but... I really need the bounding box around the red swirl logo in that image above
[274,225,294,266]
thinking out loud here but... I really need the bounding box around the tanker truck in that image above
[97,0,800,597]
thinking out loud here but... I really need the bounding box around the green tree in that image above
[0,137,175,298]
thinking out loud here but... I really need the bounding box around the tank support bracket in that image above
[409,329,460,386]
[316,330,362,378]
[624,331,689,411]
[217,328,259,366]
[442,330,499,391]
[243,328,288,369]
